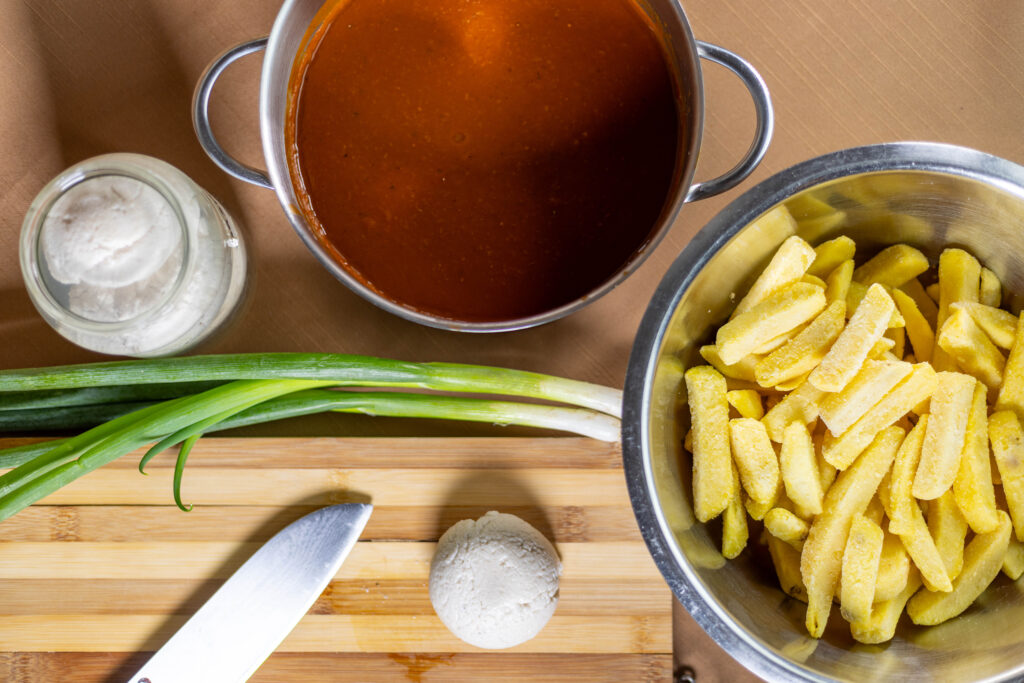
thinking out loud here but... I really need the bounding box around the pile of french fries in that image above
[682,205,1024,643]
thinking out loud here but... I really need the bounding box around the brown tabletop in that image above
[2,1,1024,681]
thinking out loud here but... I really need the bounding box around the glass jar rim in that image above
[19,153,198,334]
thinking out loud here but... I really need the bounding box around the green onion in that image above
[0,353,623,524]
[173,434,200,511]
[0,379,330,504]
[0,389,620,469]
[0,441,56,469]
[0,381,224,412]
[0,402,158,433]
[0,353,622,417]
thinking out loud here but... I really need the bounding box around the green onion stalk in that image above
[0,353,623,522]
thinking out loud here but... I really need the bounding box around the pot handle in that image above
[192,38,274,189]
[685,41,774,203]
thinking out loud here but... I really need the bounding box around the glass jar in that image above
[20,153,247,357]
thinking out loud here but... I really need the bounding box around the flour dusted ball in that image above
[429,511,561,649]
[40,175,182,288]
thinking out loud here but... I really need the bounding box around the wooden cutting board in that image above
[0,437,672,682]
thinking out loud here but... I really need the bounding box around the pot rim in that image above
[622,141,1024,682]
[257,0,707,333]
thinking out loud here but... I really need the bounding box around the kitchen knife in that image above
[129,502,373,683]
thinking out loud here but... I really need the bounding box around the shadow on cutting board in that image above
[434,471,557,548]
[103,490,373,683]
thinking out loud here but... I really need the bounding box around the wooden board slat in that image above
[35,468,632,507]
[2,437,623,469]
[0,614,673,653]
[0,653,673,683]
[0,578,671,616]
[0,437,671,679]
[0,541,662,580]
[0,504,642,542]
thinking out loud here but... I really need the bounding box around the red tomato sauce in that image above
[288,0,681,322]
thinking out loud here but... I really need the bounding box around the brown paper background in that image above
[2,0,1024,679]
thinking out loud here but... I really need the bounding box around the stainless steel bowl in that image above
[623,142,1024,682]
[191,0,773,332]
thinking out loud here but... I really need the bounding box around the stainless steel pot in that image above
[192,0,773,332]
[623,141,1024,682]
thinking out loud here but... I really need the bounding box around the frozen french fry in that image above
[726,389,764,420]
[996,314,1024,418]
[810,284,895,393]
[685,366,736,522]
[732,231,814,317]
[818,360,913,436]
[822,363,937,471]
[840,515,884,624]
[901,277,939,328]
[807,235,856,279]
[724,378,765,394]
[853,244,930,289]
[801,426,903,638]
[875,531,911,603]
[989,410,1024,541]
[814,426,838,494]
[765,507,810,550]
[938,248,982,315]
[877,469,892,511]
[722,465,748,559]
[885,326,906,359]
[755,300,846,388]
[867,336,896,359]
[912,396,930,416]
[912,372,975,500]
[700,345,759,382]
[717,282,826,365]
[864,492,886,525]
[892,288,935,363]
[851,570,922,644]
[775,373,810,392]
[768,533,807,603]
[744,489,778,521]
[729,418,781,505]
[952,301,1017,350]
[884,410,923,533]
[928,489,969,581]
[846,281,905,328]
[1002,537,1024,580]
[682,237,1024,641]
[934,248,982,372]
[953,382,1000,534]
[752,325,807,355]
[825,259,854,305]
[980,267,1002,307]
[801,274,827,289]
[907,511,1011,626]
[786,192,838,220]
[880,482,952,593]
[762,379,827,442]
[936,307,1005,393]
[780,421,824,515]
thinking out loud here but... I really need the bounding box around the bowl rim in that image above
[622,141,1024,682]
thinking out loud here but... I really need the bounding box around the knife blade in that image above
[129,502,373,683]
